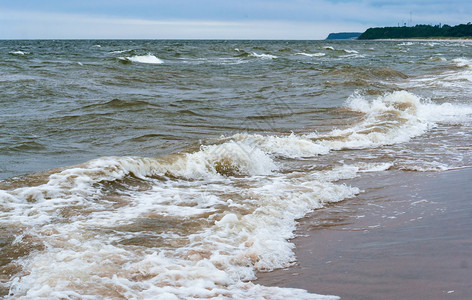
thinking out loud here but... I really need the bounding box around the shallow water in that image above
[256,168,472,299]
[1,40,472,298]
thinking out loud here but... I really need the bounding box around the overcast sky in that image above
[1,0,471,39]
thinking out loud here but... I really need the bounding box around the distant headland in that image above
[325,32,362,40]
[358,23,472,39]
[326,23,472,40]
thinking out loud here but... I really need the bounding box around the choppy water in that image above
[1,40,472,299]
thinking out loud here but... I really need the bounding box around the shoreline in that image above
[255,168,472,299]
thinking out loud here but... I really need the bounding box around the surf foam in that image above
[296,52,326,57]
[249,52,278,59]
[9,51,30,56]
[1,149,352,299]
[229,91,472,163]
[123,54,164,64]
[3,89,470,299]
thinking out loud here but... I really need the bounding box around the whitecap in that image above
[249,52,278,59]
[340,54,366,59]
[306,91,472,153]
[452,58,472,68]
[110,49,133,54]
[9,50,30,56]
[296,52,325,57]
[124,53,164,64]
[222,91,472,160]
[230,133,330,158]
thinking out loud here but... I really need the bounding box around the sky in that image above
[1,0,471,40]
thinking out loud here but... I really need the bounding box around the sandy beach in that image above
[256,168,472,299]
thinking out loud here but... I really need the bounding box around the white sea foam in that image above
[110,49,133,54]
[250,52,278,59]
[296,52,326,57]
[340,54,366,59]
[169,141,277,178]
[9,51,30,56]
[302,91,472,162]
[182,57,246,66]
[452,58,472,68]
[446,71,472,83]
[343,49,359,54]
[3,86,471,299]
[4,90,470,298]
[231,133,330,158]
[1,140,351,299]
[404,57,472,89]
[426,42,440,47]
[417,101,472,123]
[314,91,433,148]
[436,58,472,83]
[232,91,471,160]
[3,39,472,300]
[124,54,164,64]
[0,140,278,223]
[356,162,394,173]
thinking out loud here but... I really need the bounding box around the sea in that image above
[1,40,471,299]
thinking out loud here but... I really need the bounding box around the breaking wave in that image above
[1,89,471,299]
[230,91,472,159]
[296,52,326,57]
[118,53,164,64]
[9,51,30,56]
[1,140,349,299]
[249,52,278,59]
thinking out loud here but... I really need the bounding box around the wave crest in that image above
[119,54,164,64]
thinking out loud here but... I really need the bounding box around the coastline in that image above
[255,168,472,299]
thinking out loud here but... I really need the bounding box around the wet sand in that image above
[256,168,472,299]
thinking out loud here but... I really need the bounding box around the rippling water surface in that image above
[1,40,471,298]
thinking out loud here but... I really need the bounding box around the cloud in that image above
[0,9,366,39]
[1,1,471,39]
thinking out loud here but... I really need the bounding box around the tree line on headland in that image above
[358,23,472,39]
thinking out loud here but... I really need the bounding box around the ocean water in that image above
[1,40,471,299]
